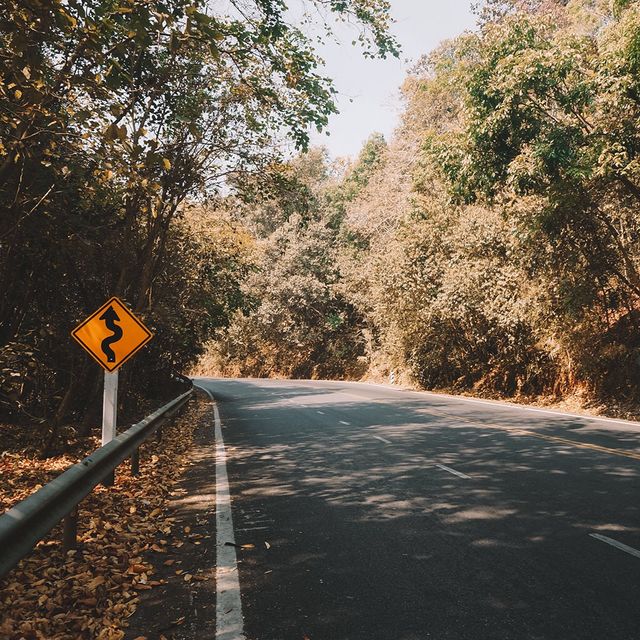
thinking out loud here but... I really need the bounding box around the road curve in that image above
[195,378,640,640]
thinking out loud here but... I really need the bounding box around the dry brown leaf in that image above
[128,564,147,574]
[87,575,106,590]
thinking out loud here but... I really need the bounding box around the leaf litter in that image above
[0,396,208,639]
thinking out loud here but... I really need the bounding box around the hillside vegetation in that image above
[200,0,640,416]
[5,0,640,451]
[0,0,397,453]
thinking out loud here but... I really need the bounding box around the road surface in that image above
[193,378,640,640]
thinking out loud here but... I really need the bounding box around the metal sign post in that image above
[102,370,119,486]
[102,370,119,446]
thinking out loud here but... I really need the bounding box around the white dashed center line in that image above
[436,463,471,480]
[590,533,640,560]
[372,435,392,444]
[339,420,350,425]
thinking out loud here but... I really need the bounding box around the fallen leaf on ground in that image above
[0,398,207,639]
[87,575,106,589]
[128,563,147,574]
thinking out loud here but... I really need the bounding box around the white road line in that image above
[196,385,246,640]
[339,420,350,425]
[435,463,471,480]
[236,526,269,532]
[213,401,246,640]
[372,435,392,444]
[350,381,640,429]
[421,393,640,428]
[317,410,325,415]
[589,533,640,560]
[192,379,640,429]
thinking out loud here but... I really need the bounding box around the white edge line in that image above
[372,435,392,445]
[435,463,471,480]
[196,384,246,640]
[350,382,640,429]
[195,383,214,402]
[589,533,640,560]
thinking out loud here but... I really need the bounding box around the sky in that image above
[306,0,478,159]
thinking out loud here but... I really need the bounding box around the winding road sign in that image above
[71,297,153,372]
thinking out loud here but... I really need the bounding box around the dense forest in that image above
[198,0,640,416]
[5,0,640,454]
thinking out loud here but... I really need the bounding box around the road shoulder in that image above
[125,390,219,640]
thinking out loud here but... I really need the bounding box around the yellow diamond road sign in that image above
[71,297,153,372]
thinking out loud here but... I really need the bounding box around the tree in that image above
[203,148,367,379]
[0,0,398,444]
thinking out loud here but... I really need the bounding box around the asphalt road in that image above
[195,378,640,640]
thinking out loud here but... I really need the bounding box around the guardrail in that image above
[0,388,193,579]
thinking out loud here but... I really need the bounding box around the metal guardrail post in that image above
[130,449,140,476]
[102,469,115,487]
[62,507,78,551]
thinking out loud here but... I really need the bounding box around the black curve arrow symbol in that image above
[99,305,123,363]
